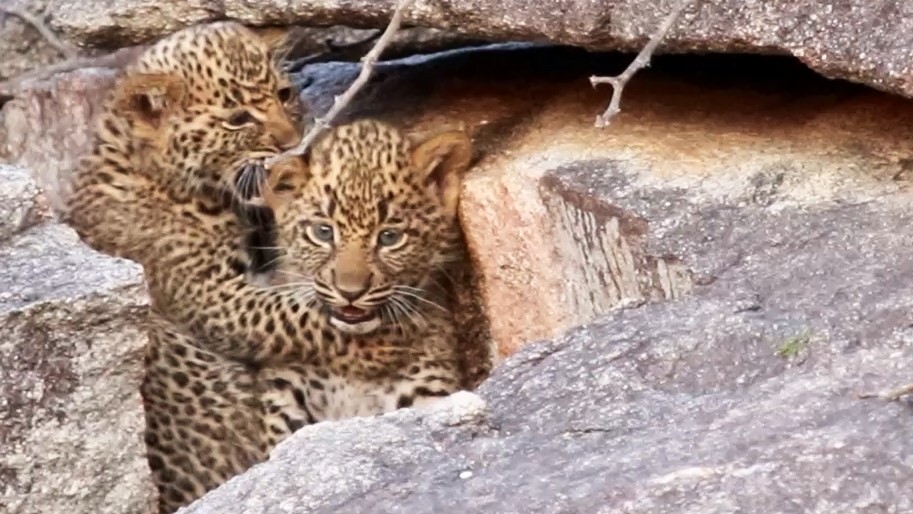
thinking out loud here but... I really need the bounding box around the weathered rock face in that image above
[2,1,912,103]
[179,47,913,512]
[2,68,117,211]
[0,165,154,514]
[0,164,49,240]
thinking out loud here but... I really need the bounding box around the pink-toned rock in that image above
[2,68,118,213]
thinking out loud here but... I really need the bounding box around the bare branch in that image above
[589,0,692,128]
[0,5,78,59]
[264,0,415,167]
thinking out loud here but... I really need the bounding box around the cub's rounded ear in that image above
[258,154,311,210]
[251,26,291,47]
[250,25,299,63]
[112,72,185,130]
[411,130,473,217]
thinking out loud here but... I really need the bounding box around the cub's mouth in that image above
[328,305,381,335]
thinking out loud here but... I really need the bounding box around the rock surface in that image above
[0,165,49,241]
[179,54,913,507]
[2,68,117,212]
[1,1,910,102]
[0,165,154,514]
[179,174,913,512]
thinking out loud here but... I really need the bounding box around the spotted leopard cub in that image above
[255,119,472,435]
[63,21,307,514]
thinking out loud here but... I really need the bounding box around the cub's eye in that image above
[224,110,256,129]
[306,223,335,245]
[277,86,294,103]
[377,229,405,248]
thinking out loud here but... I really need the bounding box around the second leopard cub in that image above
[255,119,471,433]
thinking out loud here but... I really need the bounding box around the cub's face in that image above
[263,120,472,335]
[108,21,305,196]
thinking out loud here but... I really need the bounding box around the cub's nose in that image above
[337,282,370,303]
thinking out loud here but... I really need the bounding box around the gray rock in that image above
[1,3,479,87]
[0,165,48,241]
[0,215,154,513]
[181,159,913,513]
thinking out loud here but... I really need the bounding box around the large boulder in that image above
[179,47,913,511]
[0,165,154,514]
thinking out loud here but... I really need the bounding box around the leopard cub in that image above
[253,119,473,438]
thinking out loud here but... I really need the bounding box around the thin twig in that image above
[264,0,414,167]
[589,0,692,128]
[0,5,78,59]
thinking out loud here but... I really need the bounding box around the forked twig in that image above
[264,0,414,167]
[0,5,78,59]
[589,0,692,128]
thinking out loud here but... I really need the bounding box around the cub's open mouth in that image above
[331,306,375,324]
[327,304,383,335]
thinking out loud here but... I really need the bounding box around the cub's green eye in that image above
[225,110,255,128]
[377,229,404,247]
[306,223,334,245]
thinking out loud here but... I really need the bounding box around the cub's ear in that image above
[251,25,291,48]
[250,25,299,63]
[111,72,185,132]
[411,130,473,217]
[259,154,311,210]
